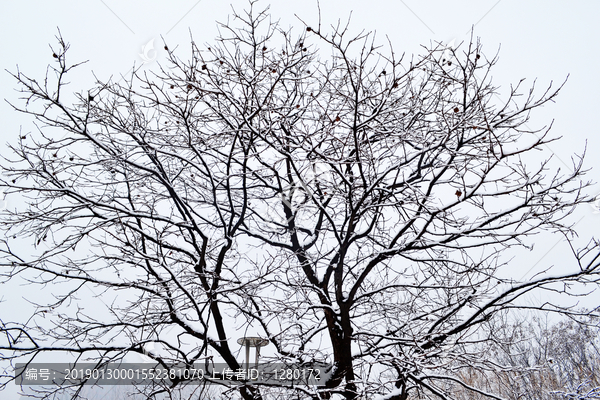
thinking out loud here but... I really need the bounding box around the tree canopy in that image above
[1,3,599,399]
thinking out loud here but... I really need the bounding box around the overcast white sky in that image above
[1,1,600,398]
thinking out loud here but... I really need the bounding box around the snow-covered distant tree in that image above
[2,2,599,399]
[451,315,600,400]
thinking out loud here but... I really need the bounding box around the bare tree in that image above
[451,314,600,400]
[1,2,599,399]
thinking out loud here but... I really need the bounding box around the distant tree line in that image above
[449,314,600,400]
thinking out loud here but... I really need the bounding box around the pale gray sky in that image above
[1,1,599,398]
